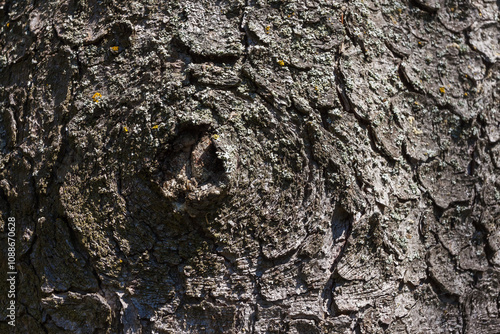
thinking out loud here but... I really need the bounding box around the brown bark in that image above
[0,0,499,333]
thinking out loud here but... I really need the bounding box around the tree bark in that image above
[0,0,499,333]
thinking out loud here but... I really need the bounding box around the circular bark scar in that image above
[161,129,227,216]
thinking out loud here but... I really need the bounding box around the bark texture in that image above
[0,0,499,333]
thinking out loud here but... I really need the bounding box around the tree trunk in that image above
[1,0,499,333]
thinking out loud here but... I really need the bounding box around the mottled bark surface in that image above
[0,0,499,333]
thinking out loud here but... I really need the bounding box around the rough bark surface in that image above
[0,0,499,333]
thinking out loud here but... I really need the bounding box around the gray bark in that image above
[0,0,499,333]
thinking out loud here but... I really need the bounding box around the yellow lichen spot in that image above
[418,41,422,46]
[265,26,270,33]
[212,134,220,140]
[408,116,415,124]
[6,22,10,28]
[119,259,123,263]
[464,92,468,97]
[110,46,119,52]
[314,86,319,91]
[450,7,454,12]
[152,125,159,129]
[124,126,129,133]
[277,59,285,66]
[397,8,402,14]
[439,87,445,94]
[92,92,102,102]
[413,127,423,135]
[414,101,419,105]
